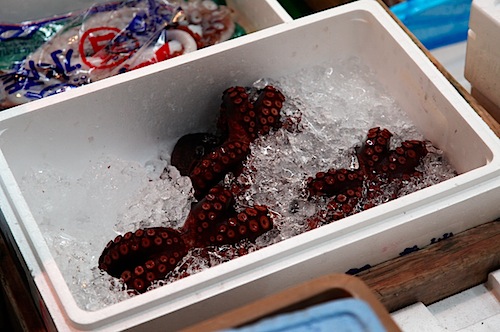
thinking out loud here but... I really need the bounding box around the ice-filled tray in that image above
[0,1,500,331]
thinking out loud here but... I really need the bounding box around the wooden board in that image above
[357,220,500,312]
[0,231,45,332]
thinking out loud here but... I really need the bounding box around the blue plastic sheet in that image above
[391,0,472,50]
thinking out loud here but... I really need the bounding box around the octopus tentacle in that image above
[356,127,393,174]
[306,168,364,197]
[170,133,223,177]
[98,227,188,293]
[251,85,285,138]
[218,85,284,142]
[189,140,250,199]
[182,184,272,248]
[307,187,363,229]
[307,127,428,230]
[380,140,428,180]
[220,86,256,142]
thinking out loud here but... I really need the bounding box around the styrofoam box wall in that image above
[465,0,500,116]
[0,1,499,331]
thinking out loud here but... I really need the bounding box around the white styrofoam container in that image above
[0,0,499,330]
[465,0,500,119]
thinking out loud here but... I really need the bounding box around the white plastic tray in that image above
[0,1,499,331]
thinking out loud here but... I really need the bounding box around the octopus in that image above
[99,85,284,293]
[178,0,236,48]
[99,85,430,294]
[173,85,284,199]
[306,127,428,229]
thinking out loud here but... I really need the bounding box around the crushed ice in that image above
[19,57,457,310]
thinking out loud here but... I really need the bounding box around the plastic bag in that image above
[0,0,241,110]
[391,0,472,50]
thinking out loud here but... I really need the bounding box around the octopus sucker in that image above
[306,127,428,229]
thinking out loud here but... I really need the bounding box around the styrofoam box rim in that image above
[1,0,500,331]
